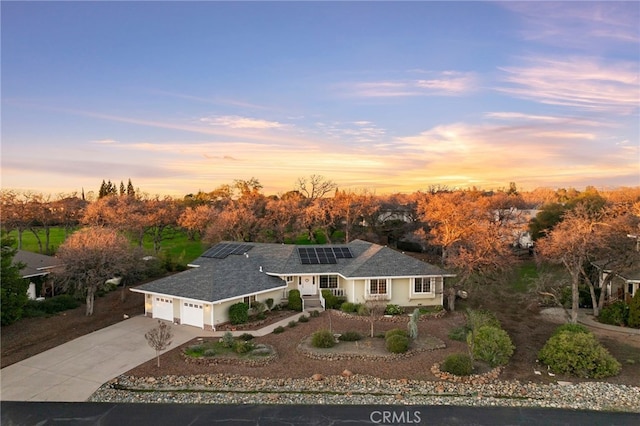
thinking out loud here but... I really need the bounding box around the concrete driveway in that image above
[0,315,204,402]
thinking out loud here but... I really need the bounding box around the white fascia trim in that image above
[130,288,208,306]
[211,285,289,305]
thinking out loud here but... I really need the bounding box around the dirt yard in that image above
[2,285,639,387]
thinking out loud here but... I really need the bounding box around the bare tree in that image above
[55,227,135,315]
[145,320,173,368]
[295,175,337,202]
[364,295,387,338]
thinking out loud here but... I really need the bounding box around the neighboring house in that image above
[596,263,640,304]
[13,250,62,299]
[131,239,455,330]
[494,208,539,248]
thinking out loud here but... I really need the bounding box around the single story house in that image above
[131,239,455,330]
[13,250,62,299]
[593,261,640,304]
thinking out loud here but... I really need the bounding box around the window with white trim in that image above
[369,279,388,295]
[414,277,435,294]
[319,275,338,289]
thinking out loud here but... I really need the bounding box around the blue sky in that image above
[2,1,639,197]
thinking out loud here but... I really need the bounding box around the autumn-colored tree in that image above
[178,205,214,240]
[0,190,32,249]
[263,193,304,243]
[536,205,608,323]
[145,320,173,368]
[145,196,181,254]
[333,189,378,243]
[55,227,136,315]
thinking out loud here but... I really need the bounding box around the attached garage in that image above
[182,301,204,328]
[153,296,174,322]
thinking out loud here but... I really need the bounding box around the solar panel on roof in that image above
[297,247,339,265]
[332,247,353,258]
[202,243,253,259]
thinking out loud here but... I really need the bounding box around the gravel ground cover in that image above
[89,374,640,412]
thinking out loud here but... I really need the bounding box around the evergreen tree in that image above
[1,234,28,325]
[119,181,126,196]
[98,180,108,198]
[127,179,135,197]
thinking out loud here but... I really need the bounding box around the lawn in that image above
[8,226,205,264]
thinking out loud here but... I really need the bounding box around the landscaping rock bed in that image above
[297,335,446,362]
[430,362,502,385]
[89,374,640,413]
[182,344,278,367]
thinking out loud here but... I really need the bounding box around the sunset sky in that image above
[2,1,639,197]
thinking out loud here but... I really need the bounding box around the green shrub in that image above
[23,294,81,317]
[538,330,621,378]
[203,348,217,357]
[265,298,274,310]
[311,329,336,348]
[288,320,297,328]
[341,302,357,313]
[356,304,369,316]
[551,323,590,336]
[441,353,474,376]
[338,331,363,341]
[466,309,501,331]
[310,310,320,318]
[288,289,303,312]
[384,304,403,315]
[185,344,204,357]
[298,315,309,323]
[628,291,640,329]
[386,334,410,353]
[384,328,408,340]
[234,340,254,354]
[229,302,249,325]
[467,325,514,367]
[221,331,235,348]
[239,333,254,341]
[251,300,266,315]
[448,325,470,341]
[321,290,345,310]
[273,326,285,334]
[598,301,629,326]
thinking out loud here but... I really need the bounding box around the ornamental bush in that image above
[441,353,474,376]
[321,290,346,310]
[273,326,285,334]
[384,328,408,340]
[385,334,409,353]
[340,302,358,313]
[384,304,404,315]
[288,289,303,312]
[356,304,369,316]
[538,328,621,378]
[338,331,363,341]
[234,340,254,354]
[467,325,514,367]
[298,314,309,323]
[221,331,235,348]
[628,291,640,329]
[551,323,589,337]
[229,302,249,325]
[466,309,501,331]
[311,329,336,348]
[598,301,629,327]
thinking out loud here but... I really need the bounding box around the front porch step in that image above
[302,296,322,309]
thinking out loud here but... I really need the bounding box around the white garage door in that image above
[182,301,204,328]
[153,297,173,321]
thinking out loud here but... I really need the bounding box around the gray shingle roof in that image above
[13,250,62,278]
[135,240,453,302]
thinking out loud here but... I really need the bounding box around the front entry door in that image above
[299,276,316,296]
